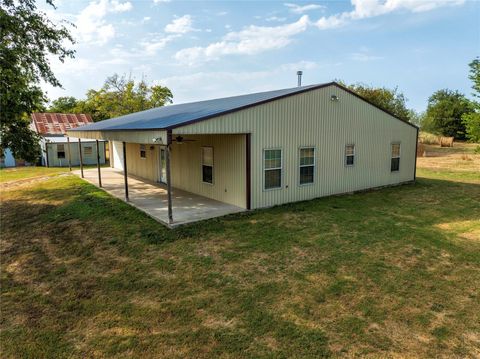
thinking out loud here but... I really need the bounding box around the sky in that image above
[39,0,480,112]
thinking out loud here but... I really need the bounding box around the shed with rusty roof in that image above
[31,113,107,168]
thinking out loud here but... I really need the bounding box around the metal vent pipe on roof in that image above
[297,71,303,87]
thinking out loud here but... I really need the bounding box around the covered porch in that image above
[75,167,245,227]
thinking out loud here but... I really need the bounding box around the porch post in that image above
[67,137,72,171]
[166,130,173,224]
[246,133,251,210]
[122,141,129,201]
[96,139,102,187]
[78,138,84,178]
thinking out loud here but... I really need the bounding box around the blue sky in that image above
[41,0,479,112]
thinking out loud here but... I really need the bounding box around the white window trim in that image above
[298,146,315,186]
[139,144,147,160]
[263,148,283,191]
[345,144,355,167]
[391,142,401,172]
[201,146,214,185]
[83,146,93,156]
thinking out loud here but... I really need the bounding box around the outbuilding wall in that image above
[1,148,17,167]
[45,141,106,167]
[173,84,418,209]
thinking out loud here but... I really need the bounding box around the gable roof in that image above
[69,82,417,132]
[31,113,93,135]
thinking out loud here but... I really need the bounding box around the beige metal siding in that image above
[170,134,246,208]
[174,84,417,209]
[125,143,160,182]
[115,136,247,208]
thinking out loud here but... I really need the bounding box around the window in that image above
[264,149,282,190]
[391,143,400,171]
[57,144,65,159]
[202,146,213,184]
[84,146,93,155]
[299,147,315,185]
[345,144,355,166]
[140,144,146,159]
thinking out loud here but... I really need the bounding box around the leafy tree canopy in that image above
[467,57,480,100]
[62,74,173,122]
[423,89,473,140]
[0,0,74,162]
[341,82,415,123]
[48,96,79,113]
[462,57,480,143]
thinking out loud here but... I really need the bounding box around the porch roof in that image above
[68,83,327,132]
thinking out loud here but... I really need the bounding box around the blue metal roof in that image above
[69,83,327,132]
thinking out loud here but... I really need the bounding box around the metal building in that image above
[68,82,418,226]
[31,113,107,167]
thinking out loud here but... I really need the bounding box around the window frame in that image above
[201,146,214,185]
[391,142,401,172]
[139,144,147,159]
[298,146,315,186]
[57,144,66,159]
[83,146,93,156]
[263,148,283,191]
[345,144,355,167]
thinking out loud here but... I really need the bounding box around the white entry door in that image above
[159,147,167,184]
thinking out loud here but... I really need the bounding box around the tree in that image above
[74,74,173,122]
[462,58,480,144]
[424,89,473,139]
[345,83,414,123]
[48,96,78,113]
[0,0,74,162]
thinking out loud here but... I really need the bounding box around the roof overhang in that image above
[66,129,168,145]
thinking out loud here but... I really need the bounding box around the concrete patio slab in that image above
[73,167,245,227]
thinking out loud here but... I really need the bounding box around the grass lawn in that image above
[0,166,67,183]
[1,145,479,358]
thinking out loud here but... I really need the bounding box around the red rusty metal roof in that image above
[31,113,93,135]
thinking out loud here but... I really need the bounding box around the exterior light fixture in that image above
[330,95,339,102]
[152,137,163,143]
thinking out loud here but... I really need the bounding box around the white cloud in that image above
[165,15,195,34]
[75,0,132,45]
[153,0,170,3]
[174,15,309,65]
[110,0,132,12]
[349,46,384,62]
[141,34,179,55]
[156,60,332,103]
[314,0,464,29]
[284,3,326,14]
[266,16,287,22]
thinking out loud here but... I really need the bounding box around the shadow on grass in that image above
[1,175,479,357]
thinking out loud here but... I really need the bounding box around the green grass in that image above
[0,166,67,183]
[1,168,479,358]
[0,165,110,183]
